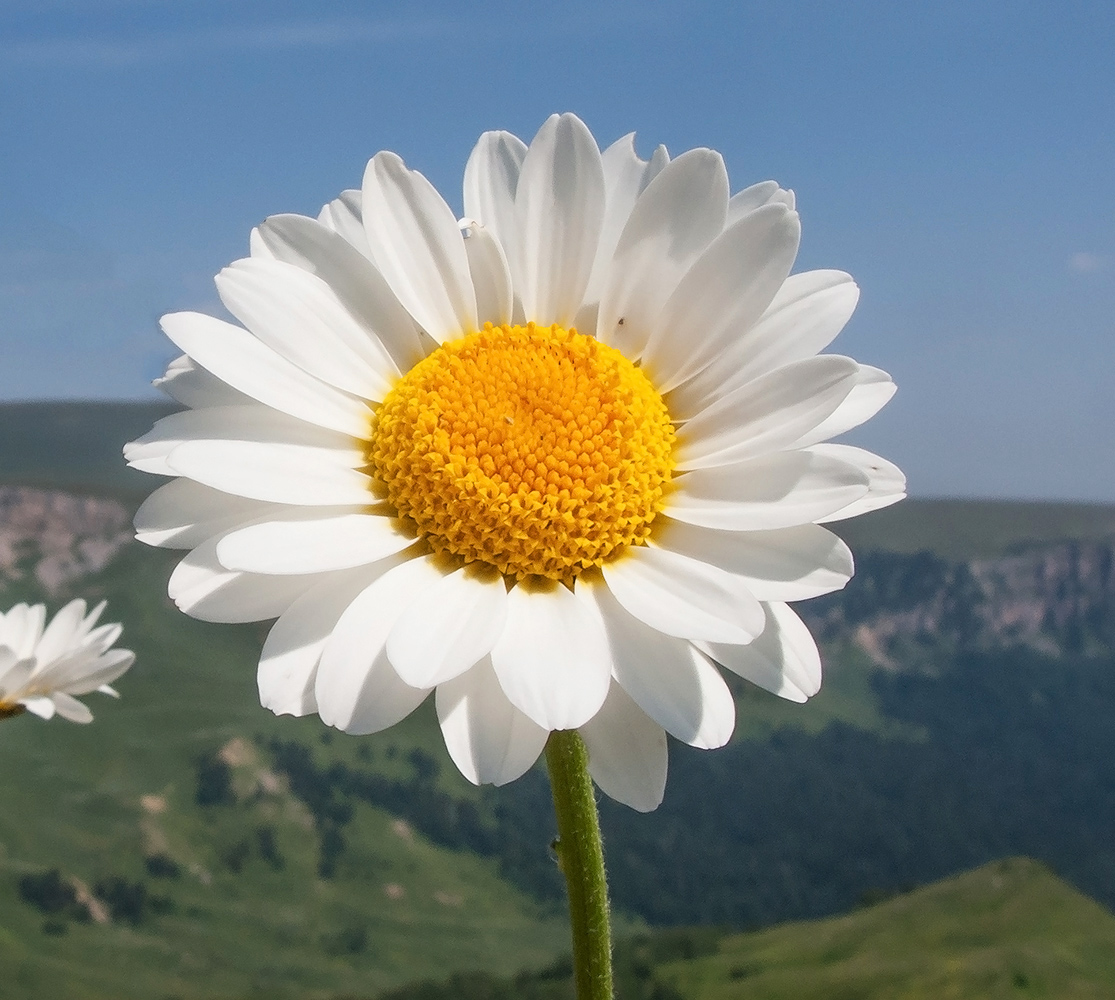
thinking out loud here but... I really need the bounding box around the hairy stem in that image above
[545,729,613,1000]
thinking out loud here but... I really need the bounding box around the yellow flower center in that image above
[0,701,26,720]
[369,322,675,584]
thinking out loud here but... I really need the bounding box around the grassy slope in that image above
[4,402,1115,996]
[660,858,1115,999]
[836,496,1115,561]
[374,858,1115,999]
[0,400,173,498]
[0,546,569,1000]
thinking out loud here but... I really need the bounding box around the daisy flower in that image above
[0,599,135,723]
[127,113,903,811]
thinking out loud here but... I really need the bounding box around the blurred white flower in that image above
[0,599,135,723]
[128,113,903,810]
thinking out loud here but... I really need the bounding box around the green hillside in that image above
[665,857,1115,1000]
[835,495,1115,561]
[0,400,173,498]
[0,547,571,1000]
[4,401,1115,998]
[384,858,1115,1000]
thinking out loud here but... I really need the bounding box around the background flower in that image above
[127,114,903,810]
[0,599,135,723]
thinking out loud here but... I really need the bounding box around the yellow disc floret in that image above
[369,322,675,583]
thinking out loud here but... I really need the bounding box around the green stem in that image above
[545,729,613,1000]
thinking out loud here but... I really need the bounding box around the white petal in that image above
[124,412,184,476]
[601,546,764,644]
[216,257,398,399]
[725,181,781,224]
[463,130,527,276]
[216,509,414,574]
[513,113,605,326]
[50,691,94,723]
[132,405,370,506]
[134,478,273,549]
[0,656,34,697]
[791,366,897,448]
[597,148,729,358]
[0,645,21,680]
[257,213,426,373]
[3,604,45,659]
[154,355,252,409]
[387,565,507,688]
[22,696,56,720]
[460,219,513,327]
[666,449,870,531]
[315,554,434,734]
[258,567,382,718]
[68,650,134,695]
[582,133,669,309]
[579,682,667,812]
[127,404,364,486]
[167,440,371,507]
[33,599,87,666]
[641,204,801,393]
[41,649,134,696]
[168,532,326,623]
[489,580,611,730]
[319,189,374,258]
[810,445,907,522]
[78,601,107,636]
[670,270,860,418]
[701,601,822,701]
[160,311,370,436]
[651,518,853,601]
[436,658,548,786]
[674,356,860,470]
[582,576,735,749]
[362,151,478,341]
[84,622,122,656]
[249,226,276,259]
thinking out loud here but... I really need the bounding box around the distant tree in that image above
[17,868,90,922]
[256,823,285,871]
[94,876,148,925]
[144,853,181,879]
[194,751,234,807]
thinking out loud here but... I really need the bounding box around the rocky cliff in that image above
[0,486,133,594]
[807,538,1115,666]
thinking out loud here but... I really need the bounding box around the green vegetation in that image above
[4,404,1115,997]
[5,533,1115,995]
[376,859,1115,999]
[666,858,1115,1000]
[0,546,570,1000]
[0,400,172,498]
[836,496,1115,560]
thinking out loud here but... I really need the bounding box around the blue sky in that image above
[1,1,1113,502]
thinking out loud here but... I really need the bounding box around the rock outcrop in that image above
[0,486,133,594]
[806,539,1115,665]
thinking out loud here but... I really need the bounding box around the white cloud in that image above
[1068,251,1110,274]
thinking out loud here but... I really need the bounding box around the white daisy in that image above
[0,599,135,723]
[127,113,903,811]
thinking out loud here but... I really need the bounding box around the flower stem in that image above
[544,729,613,1000]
